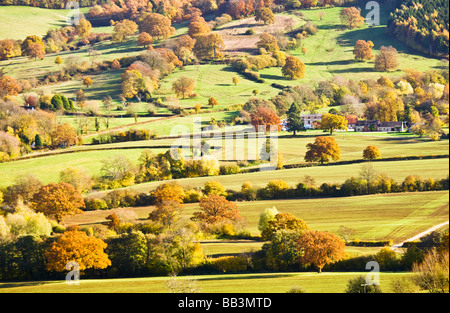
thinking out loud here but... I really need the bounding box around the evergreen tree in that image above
[286,103,305,136]
[34,134,43,149]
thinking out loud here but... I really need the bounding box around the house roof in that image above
[355,120,405,127]
[345,115,358,124]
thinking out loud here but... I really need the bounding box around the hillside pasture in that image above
[0,6,67,40]
[63,191,449,243]
[84,157,449,196]
[0,272,413,293]
[0,147,166,187]
[258,7,443,87]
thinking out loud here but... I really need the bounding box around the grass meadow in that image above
[0,272,413,293]
[0,6,68,40]
[259,7,443,87]
[63,191,449,243]
[82,158,449,196]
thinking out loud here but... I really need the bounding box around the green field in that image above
[64,191,449,243]
[0,6,68,40]
[0,148,166,186]
[258,7,442,86]
[83,158,448,196]
[153,64,281,109]
[0,272,413,293]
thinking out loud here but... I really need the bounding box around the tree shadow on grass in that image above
[195,273,297,282]
[0,281,51,289]
[260,73,285,81]
[330,66,375,74]
[305,59,356,66]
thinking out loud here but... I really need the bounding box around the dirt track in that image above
[215,15,299,55]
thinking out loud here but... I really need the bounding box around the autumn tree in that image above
[83,76,93,88]
[193,33,225,60]
[111,59,121,69]
[166,34,196,63]
[153,182,185,205]
[51,123,78,148]
[340,7,365,29]
[353,40,374,61]
[0,75,20,98]
[412,248,449,293]
[255,7,275,25]
[261,212,309,241]
[297,230,346,273]
[138,13,175,39]
[75,18,92,38]
[112,19,138,42]
[320,113,348,135]
[172,76,196,99]
[20,35,44,57]
[31,182,85,223]
[188,15,211,38]
[0,39,19,60]
[282,56,305,80]
[59,167,94,193]
[148,200,181,228]
[257,33,279,53]
[374,46,399,72]
[45,230,111,273]
[305,136,341,164]
[250,107,281,132]
[232,76,239,86]
[55,56,63,66]
[227,0,255,19]
[363,145,381,161]
[192,194,240,225]
[137,32,154,48]
[208,96,218,107]
[28,42,45,61]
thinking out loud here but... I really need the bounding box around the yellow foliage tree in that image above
[45,230,111,272]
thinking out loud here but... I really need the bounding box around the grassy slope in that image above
[0,148,166,186]
[0,272,412,293]
[259,7,442,86]
[82,158,449,196]
[0,6,67,40]
[63,191,449,242]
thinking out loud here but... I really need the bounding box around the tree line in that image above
[388,0,449,58]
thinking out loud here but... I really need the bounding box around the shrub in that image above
[85,198,108,211]
[211,256,249,273]
[220,164,241,175]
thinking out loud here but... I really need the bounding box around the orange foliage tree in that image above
[250,106,281,132]
[297,230,346,273]
[374,46,399,72]
[363,145,381,160]
[31,182,85,223]
[28,42,45,61]
[304,136,341,164]
[261,212,309,241]
[192,194,241,225]
[193,33,225,60]
[137,32,154,48]
[282,55,305,80]
[0,75,20,98]
[138,13,176,39]
[45,230,111,273]
[188,15,211,38]
[353,40,374,61]
[340,7,365,29]
[153,182,185,204]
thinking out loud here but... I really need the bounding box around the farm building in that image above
[301,114,323,129]
[345,115,358,130]
[355,120,406,132]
